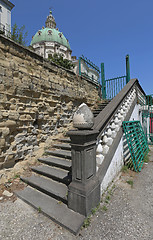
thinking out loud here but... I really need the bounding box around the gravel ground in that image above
[0,147,153,240]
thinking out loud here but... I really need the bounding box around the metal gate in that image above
[142,94,153,144]
[123,121,149,172]
[101,55,130,100]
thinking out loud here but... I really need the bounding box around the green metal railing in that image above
[101,55,130,100]
[78,54,131,99]
[79,55,100,85]
[142,94,153,144]
[105,75,127,100]
[123,120,149,172]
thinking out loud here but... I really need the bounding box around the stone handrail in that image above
[68,78,146,216]
[93,79,145,138]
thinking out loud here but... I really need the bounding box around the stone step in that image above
[45,149,71,160]
[98,102,110,107]
[93,113,99,117]
[20,175,68,204]
[60,138,71,143]
[93,110,102,114]
[31,165,72,185]
[15,186,85,235]
[98,103,109,106]
[38,156,71,171]
[53,143,71,151]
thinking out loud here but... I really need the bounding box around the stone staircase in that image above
[15,138,87,235]
[93,100,111,117]
[15,101,110,235]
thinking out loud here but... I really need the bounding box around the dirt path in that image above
[0,147,153,240]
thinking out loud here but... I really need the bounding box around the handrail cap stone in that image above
[73,103,94,130]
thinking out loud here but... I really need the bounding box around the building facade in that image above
[0,0,14,35]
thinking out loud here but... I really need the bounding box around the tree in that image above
[48,53,74,70]
[11,23,28,46]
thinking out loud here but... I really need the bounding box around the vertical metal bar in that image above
[114,79,115,98]
[79,57,81,76]
[126,54,130,83]
[111,80,112,99]
[101,63,106,99]
[117,78,119,95]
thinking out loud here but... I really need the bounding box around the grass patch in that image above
[91,203,100,215]
[144,154,149,163]
[13,174,20,179]
[42,152,50,156]
[121,165,128,173]
[91,207,97,215]
[38,207,41,213]
[102,205,108,211]
[83,203,101,228]
[126,180,133,187]
[83,215,91,228]
[106,195,110,201]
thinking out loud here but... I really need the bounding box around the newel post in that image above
[67,103,100,216]
[126,54,130,83]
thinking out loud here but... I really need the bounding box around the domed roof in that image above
[30,27,71,50]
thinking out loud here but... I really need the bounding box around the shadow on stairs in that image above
[15,137,85,235]
[15,101,109,235]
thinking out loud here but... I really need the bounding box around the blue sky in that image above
[11,0,153,94]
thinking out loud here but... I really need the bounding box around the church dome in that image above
[30,27,71,50]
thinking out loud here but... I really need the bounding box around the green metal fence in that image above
[78,54,131,100]
[142,94,153,144]
[101,55,130,100]
[123,120,149,172]
[79,55,100,85]
[104,75,127,100]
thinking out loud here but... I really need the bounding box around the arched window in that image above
[48,30,52,35]
[59,33,62,38]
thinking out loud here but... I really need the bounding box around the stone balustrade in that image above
[96,88,137,172]
[68,79,146,216]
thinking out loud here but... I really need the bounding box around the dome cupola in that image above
[30,10,72,60]
[45,11,56,29]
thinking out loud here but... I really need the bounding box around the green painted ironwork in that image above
[142,94,153,144]
[126,54,130,84]
[102,54,131,99]
[79,55,100,85]
[105,75,126,100]
[122,121,149,172]
[101,63,106,99]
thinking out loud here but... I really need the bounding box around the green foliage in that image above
[126,180,133,187]
[83,215,91,228]
[102,205,108,211]
[48,53,74,70]
[121,165,128,173]
[38,207,41,213]
[91,203,100,215]
[13,174,20,179]
[106,195,110,201]
[144,153,149,163]
[42,151,50,156]
[11,23,28,46]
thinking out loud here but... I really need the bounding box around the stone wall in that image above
[0,35,101,169]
